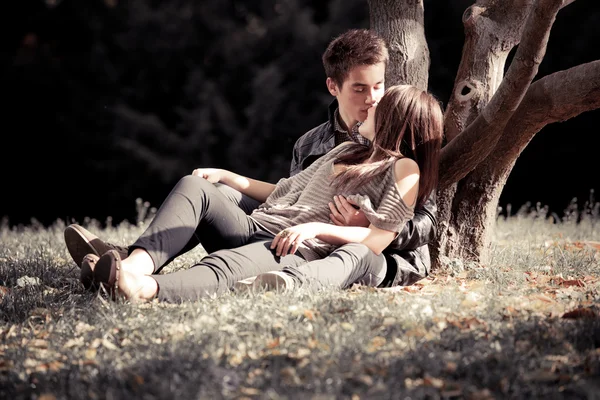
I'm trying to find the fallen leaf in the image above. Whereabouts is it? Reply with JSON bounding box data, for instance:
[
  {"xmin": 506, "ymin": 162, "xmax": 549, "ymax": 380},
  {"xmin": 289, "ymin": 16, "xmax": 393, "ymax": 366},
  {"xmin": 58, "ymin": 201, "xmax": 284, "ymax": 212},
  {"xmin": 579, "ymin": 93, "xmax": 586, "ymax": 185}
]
[
  {"xmin": 423, "ymin": 375, "xmax": 445, "ymax": 389},
  {"xmin": 404, "ymin": 378, "xmax": 423, "ymax": 389},
  {"xmin": 367, "ymin": 336, "xmax": 386, "ymax": 353},
  {"xmin": 36, "ymin": 360, "xmax": 64, "ymax": 372},
  {"xmin": 63, "ymin": 337, "xmax": 84, "ymax": 349},
  {"xmin": 523, "ymin": 369, "xmax": 560, "ymax": 382},
  {"xmin": 353, "ymin": 374, "xmax": 374, "ymax": 386},
  {"xmin": 28, "ymin": 339, "xmax": 49, "ymax": 349},
  {"xmin": 17, "ymin": 276, "xmax": 41, "ymax": 287},
  {"xmin": 562, "ymin": 307, "xmax": 598, "ymax": 319},
  {"xmin": 340, "ymin": 322, "xmax": 354, "ymax": 331},
  {"xmin": 558, "ymin": 279, "xmax": 585, "ymax": 288},
  {"xmin": 102, "ymin": 338, "xmax": 118, "ymax": 350},
  {"xmin": 289, "ymin": 347, "xmax": 311, "ymax": 359},
  {"xmin": 468, "ymin": 388, "xmax": 495, "ymax": 400},
  {"xmin": 445, "ymin": 361, "xmax": 458, "ymax": 373},
  {"xmin": 266, "ymin": 337, "xmax": 280, "ymax": 349},
  {"xmin": 85, "ymin": 348, "xmax": 97, "ymax": 359},
  {"xmin": 303, "ymin": 309, "xmax": 316, "ymax": 321},
  {"xmin": 0, "ymin": 359, "xmax": 13, "ymax": 372},
  {"xmin": 569, "ymin": 241, "xmax": 600, "ymax": 251},
  {"xmin": 240, "ymin": 387, "xmax": 260, "ymax": 396}
]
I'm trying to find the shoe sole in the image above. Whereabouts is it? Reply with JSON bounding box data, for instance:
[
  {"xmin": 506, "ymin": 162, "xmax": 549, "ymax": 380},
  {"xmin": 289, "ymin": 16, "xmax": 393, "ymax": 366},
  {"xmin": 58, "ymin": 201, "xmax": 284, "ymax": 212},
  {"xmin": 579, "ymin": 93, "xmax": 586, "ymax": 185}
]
[
  {"xmin": 80, "ymin": 255, "xmax": 100, "ymax": 292},
  {"xmin": 64, "ymin": 225, "xmax": 101, "ymax": 269},
  {"xmin": 93, "ymin": 250, "xmax": 121, "ymax": 300}
]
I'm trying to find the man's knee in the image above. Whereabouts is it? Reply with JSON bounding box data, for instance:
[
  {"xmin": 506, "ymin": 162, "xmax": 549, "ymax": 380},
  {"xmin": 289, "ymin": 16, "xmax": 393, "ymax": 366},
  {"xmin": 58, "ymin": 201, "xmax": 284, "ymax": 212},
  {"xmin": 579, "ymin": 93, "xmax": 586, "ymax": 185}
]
[
  {"xmin": 335, "ymin": 243, "xmax": 382, "ymax": 266},
  {"xmin": 176, "ymin": 175, "xmax": 219, "ymax": 198}
]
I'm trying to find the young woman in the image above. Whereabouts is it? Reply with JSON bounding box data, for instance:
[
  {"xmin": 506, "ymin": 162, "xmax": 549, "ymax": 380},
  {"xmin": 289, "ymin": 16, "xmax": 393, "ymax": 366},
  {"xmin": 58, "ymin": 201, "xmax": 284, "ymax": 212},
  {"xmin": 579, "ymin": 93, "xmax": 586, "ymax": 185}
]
[{"xmin": 87, "ymin": 85, "xmax": 443, "ymax": 303}]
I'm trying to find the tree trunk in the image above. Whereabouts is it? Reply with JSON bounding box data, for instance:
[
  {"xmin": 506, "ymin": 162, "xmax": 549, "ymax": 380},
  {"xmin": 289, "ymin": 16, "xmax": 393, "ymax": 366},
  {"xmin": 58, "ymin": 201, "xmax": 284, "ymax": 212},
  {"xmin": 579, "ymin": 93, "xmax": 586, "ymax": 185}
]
[
  {"xmin": 434, "ymin": 0, "xmax": 531, "ymax": 268},
  {"xmin": 367, "ymin": 0, "xmax": 429, "ymax": 90},
  {"xmin": 432, "ymin": 0, "xmax": 567, "ymax": 268},
  {"xmin": 367, "ymin": 0, "xmax": 600, "ymax": 269},
  {"xmin": 443, "ymin": 60, "xmax": 600, "ymax": 263}
]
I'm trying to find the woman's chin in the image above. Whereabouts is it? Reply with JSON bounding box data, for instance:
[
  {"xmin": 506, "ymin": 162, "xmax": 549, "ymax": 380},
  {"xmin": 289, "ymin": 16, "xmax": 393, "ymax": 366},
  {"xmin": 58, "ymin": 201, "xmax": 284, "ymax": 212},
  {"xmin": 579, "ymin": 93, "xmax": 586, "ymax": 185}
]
[{"xmin": 358, "ymin": 130, "xmax": 373, "ymax": 141}]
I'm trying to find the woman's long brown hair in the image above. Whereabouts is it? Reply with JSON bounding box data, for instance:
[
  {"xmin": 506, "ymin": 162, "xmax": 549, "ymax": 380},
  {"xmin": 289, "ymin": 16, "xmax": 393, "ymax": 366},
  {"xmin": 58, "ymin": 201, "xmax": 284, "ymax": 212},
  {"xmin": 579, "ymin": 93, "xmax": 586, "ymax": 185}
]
[{"xmin": 331, "ymin": 85, "xmax": 444, "ymax": 209}]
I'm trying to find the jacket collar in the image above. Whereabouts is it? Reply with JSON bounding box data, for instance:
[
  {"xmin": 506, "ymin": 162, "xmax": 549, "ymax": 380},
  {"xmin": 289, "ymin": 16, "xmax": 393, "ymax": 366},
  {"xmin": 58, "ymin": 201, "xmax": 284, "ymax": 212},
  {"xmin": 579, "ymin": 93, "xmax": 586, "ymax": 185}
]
[
  {"xmin": 320, "ymin": 99, "xmax": 338, "ymax": 147},
  {"xmin": 327, "ymin": 98, "xmax": 339, "ymax": 126}
]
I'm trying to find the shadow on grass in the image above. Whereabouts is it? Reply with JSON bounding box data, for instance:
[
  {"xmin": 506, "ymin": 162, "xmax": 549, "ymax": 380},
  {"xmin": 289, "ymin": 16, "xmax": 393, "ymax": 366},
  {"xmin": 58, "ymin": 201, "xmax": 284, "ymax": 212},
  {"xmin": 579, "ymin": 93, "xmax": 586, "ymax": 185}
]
[{"xmin": 1, "ymin": 313, "xmax": 599, "ymax": 400}]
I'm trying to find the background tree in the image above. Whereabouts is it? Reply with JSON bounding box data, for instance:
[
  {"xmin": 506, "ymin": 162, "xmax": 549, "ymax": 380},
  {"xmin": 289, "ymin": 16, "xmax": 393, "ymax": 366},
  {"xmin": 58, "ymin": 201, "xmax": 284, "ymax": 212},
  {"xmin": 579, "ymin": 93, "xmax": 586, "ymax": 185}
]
[
  {"xmin": 368, "ymin": 0, "xmax": 600, "ymax": 267},
  {"xmin": 2, "ymin": 0, "xmax": 598, "ymax": 240}
]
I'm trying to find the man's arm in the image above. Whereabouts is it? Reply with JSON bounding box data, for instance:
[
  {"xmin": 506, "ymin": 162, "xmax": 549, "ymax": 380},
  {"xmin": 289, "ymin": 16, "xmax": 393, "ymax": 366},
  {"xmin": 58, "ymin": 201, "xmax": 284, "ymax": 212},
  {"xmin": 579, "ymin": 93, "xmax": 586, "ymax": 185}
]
[
  {"xmin": 391, "ymin": 191, "xmax": 437, "ymax": 251},
  {"xmin": 329, "ymin": 190, "xmax": 437, "ymax": 250},
  {"xmin": 290, "ymin": 141, "xmax": 302, "ymax": 177}
]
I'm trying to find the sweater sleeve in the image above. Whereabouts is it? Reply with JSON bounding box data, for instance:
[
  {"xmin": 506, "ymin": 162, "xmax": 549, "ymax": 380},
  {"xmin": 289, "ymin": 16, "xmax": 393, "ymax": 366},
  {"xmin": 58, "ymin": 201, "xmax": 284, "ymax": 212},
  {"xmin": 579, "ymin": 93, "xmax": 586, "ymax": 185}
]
[{"xmin": 345, "ymin": 169, "xmax": 415, "ymax": 233}]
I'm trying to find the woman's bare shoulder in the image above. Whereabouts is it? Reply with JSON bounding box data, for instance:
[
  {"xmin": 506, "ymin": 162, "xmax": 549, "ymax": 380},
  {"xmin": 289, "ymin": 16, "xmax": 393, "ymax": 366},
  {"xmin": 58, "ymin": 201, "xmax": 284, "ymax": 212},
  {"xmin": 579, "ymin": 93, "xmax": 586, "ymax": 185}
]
[{"xmin": 393, "ymin": 157, "xmax": 420, "ymax": 181}]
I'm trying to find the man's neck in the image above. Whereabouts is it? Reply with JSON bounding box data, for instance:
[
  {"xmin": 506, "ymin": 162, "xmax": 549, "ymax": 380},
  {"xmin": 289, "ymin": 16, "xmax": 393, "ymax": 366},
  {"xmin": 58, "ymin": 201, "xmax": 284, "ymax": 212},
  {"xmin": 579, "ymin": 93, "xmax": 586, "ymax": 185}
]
[{"xmin": 337, "ymin": 108, "xmax": 357, "ymax": 134}]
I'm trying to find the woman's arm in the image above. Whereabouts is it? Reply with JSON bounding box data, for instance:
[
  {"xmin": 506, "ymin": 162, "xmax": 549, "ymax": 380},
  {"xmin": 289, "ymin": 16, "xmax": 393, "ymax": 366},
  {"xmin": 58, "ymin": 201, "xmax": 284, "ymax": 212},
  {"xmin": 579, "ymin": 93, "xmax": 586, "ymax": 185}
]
[
  {"xmin": 271, "ymin": 222, "xmax": 396, "ymax": 257},
  {"xmin": 192, "ymin": 168, "xmax": 276, "ymax": 203}
]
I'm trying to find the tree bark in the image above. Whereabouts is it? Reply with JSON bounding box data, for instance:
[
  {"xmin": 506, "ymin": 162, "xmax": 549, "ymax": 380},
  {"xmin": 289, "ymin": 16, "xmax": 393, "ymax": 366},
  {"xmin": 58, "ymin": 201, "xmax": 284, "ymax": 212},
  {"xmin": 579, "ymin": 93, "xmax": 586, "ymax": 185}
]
[{"xmin": 367, "ymin": 0, "xmax": 429, "ymax": 90}]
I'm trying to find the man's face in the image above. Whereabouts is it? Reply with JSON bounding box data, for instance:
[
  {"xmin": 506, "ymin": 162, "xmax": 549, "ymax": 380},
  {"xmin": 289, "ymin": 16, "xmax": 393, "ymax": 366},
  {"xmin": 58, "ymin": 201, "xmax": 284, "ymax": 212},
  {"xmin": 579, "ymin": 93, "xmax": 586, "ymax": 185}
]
[{"xmin": 327, "ymin": 62, "xmax": 386, "ymax": 130}]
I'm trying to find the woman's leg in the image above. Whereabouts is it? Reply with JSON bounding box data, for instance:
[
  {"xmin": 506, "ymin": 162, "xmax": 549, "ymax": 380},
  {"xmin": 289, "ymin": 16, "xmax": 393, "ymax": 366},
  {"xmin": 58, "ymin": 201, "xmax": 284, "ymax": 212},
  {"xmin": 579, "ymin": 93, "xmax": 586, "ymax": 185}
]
[
  {"xmin": 120, "ymin": 232, "xmax": 306, "ymax": 303},
  {"xmin": 126, "ymin": 175, "xmax": 261, "ymax": 274},
  {"xmin": 261, "ymin": 243, "xmax": 388, "ymax": 291}
]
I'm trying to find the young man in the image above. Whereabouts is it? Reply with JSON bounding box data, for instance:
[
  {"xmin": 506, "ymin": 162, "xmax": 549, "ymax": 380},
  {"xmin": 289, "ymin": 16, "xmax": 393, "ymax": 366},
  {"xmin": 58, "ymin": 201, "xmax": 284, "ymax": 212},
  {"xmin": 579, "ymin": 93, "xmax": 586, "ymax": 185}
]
[{"xmin": 65, "ymin": 29, "xmax": 437, "ymax": 288}]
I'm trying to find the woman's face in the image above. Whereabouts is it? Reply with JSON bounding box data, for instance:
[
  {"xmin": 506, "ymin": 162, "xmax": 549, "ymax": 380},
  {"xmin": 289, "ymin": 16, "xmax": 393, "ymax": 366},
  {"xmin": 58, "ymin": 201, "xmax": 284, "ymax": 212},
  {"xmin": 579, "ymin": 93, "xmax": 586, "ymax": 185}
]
[{"xmin": 358, "ymin": 105, "xmax": 376, "ymax": 141}]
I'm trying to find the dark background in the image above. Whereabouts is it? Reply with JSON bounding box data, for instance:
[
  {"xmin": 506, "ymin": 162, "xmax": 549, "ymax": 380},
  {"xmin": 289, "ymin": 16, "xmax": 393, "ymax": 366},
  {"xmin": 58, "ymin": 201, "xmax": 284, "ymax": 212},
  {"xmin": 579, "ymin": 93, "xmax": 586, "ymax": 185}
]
[{"xmin": 1, "ymin": 0, "xmax": 598, "ymax": 228}]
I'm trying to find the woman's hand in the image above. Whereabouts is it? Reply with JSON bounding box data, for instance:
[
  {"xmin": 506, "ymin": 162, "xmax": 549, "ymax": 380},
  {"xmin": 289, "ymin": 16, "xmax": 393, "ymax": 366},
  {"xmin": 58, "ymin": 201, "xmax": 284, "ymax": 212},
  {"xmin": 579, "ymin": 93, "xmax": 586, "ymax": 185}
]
[
  {"xmin": 329, "ymin": 195, "xmax": 370, "ymax": 227},
  {"xmin": 271, "ymin": 223, "xmax": 321, "ymax": 257},
  {"xmin": 192, "ymin": 168, "xmax": 225, "ymax": 183}
]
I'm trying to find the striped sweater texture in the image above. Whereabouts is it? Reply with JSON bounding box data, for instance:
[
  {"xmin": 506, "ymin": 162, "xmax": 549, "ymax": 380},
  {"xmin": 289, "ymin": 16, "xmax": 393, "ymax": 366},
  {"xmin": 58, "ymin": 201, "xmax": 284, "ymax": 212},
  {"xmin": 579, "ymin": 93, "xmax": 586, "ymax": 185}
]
[{"xmin": 250, "ymin": 143, "xmax": 415, "ymax": 261}]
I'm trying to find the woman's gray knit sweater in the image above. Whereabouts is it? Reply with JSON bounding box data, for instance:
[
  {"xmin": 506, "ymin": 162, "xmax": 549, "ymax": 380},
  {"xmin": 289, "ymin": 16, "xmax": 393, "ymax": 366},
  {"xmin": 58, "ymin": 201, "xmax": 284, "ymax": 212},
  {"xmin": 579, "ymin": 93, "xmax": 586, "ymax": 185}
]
[{"xmin": 250, "ymin": 143, "xmax": 415, "ymax": 261}]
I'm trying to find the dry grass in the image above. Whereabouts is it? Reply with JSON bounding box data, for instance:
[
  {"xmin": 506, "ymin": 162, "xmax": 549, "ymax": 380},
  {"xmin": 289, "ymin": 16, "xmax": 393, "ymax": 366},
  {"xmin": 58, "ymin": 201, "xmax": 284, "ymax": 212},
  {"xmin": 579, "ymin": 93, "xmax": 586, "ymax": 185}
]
[{"xmin": 0, "ymin": 210, "xmax": 599, "ymax": 399}]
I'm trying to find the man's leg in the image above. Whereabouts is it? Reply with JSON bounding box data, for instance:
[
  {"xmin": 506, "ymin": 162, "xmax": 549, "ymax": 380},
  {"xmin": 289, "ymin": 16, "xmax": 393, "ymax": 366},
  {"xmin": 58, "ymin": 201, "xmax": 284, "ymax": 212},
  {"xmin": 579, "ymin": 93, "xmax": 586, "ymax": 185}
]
[
  {"xmin": 254, "ymin": 243, "xmax": 388, "ymax": 291},
  {"xmin": 214, "ymin": 183, "xmax": 261, "ymax": 215},
  {"xmin": 152, "ymin": 234, "xmax": 306, "ymax": 302}
]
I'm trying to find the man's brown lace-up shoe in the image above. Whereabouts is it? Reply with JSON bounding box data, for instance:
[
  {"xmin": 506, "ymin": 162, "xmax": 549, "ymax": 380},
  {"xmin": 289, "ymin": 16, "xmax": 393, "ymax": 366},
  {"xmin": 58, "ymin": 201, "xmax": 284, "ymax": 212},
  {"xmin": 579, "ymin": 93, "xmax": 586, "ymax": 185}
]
[{"xmin": 64, "ymin": 224, "xmax": 129, "ymax": 268}]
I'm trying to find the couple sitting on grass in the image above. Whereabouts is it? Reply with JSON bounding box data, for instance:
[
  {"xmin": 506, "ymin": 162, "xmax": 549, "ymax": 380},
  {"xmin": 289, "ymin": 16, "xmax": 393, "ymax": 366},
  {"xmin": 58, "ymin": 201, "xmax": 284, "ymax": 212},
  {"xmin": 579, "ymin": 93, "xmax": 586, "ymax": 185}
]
[{"xmin": 63, "ymin": 29, "xmax": 443, "ymax": 303}]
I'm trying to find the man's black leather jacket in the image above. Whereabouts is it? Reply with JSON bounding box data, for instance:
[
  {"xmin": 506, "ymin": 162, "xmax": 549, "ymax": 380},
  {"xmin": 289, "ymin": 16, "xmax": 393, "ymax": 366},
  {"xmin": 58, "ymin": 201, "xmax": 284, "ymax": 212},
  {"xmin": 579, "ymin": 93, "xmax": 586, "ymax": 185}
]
[{"xmin": 289, "ymin": 100, "xmax": 438, "ymax": 286}]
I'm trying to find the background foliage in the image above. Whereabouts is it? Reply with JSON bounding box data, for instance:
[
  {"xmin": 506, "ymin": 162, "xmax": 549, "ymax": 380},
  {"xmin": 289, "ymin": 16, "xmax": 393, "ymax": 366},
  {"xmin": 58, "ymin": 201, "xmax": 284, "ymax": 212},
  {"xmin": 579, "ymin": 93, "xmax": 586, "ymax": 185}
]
[{"xmin": 2, "ymin": 0, "xmax": 599, "ymax": 227}]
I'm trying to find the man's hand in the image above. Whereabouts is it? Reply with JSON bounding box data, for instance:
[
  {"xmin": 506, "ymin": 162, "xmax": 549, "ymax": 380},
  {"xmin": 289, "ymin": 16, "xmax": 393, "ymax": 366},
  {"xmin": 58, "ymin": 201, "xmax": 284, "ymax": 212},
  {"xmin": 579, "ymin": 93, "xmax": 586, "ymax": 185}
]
[
  {"xmin": 271, "ymin": 223, "xmax": 321, "ymax": 257},
  {"xmin": 192, "ymin": 168, "xmax": 224, "ymax": 183},
  {"xmin": 329, "ymin": 195, "xmax": 369, "ymax": 227}
]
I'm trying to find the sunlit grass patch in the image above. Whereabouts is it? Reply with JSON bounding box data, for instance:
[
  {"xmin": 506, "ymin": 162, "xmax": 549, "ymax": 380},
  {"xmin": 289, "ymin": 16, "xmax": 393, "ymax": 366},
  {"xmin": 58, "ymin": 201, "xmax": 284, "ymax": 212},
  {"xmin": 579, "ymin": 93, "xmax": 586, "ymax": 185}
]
[{"xmin": 0, "ymin": 206, "xmax": 598, "ymax": 399}]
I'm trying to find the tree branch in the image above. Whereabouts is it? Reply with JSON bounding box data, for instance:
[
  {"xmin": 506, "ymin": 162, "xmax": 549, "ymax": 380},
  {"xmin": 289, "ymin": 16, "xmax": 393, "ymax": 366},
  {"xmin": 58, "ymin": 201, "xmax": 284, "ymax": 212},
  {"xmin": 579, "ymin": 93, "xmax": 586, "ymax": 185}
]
[
  {"xmin": 484, "ymin": 60, "xmax": 600, "ymax": 175},
  {"xmin": 443, "ymin": 0, "xmax": 577, "ymax": 142},
  {"xmin": 438, "ymin": 0, "xmax": 564, "ymax": 190}
]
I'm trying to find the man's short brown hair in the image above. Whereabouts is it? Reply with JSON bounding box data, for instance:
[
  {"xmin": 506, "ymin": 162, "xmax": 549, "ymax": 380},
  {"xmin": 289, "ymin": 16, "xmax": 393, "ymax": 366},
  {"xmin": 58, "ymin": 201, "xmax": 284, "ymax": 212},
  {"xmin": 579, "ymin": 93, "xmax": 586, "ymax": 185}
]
[{"xmin": 322, "ymin": 29, "xmax": 389, "ymax": 88}]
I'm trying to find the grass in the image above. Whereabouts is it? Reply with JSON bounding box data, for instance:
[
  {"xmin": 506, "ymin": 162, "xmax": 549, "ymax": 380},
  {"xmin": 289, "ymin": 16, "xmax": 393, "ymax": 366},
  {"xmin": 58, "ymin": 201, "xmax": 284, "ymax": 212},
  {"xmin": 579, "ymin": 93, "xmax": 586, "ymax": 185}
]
[{"xmin": 0, "ymin": 208, "xmax": 599, "ymax": 400}]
